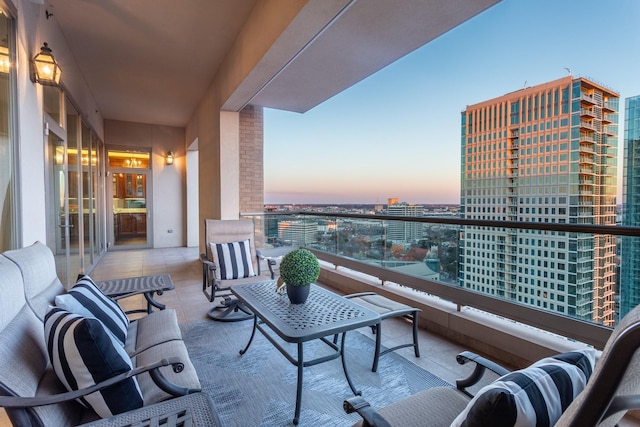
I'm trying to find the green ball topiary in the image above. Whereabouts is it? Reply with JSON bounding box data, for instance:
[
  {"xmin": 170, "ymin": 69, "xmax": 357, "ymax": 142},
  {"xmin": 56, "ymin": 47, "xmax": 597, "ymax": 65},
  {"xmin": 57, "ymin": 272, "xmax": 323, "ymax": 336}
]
[{"xmin": 279, "ymin": 248, "xmax": 320, "ymax": 287}]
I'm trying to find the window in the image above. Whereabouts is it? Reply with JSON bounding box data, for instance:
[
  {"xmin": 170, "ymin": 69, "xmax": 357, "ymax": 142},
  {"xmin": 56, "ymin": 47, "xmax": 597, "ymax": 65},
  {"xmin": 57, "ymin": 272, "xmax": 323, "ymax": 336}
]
[{"xmin": 0, "ymin": 11, "xmax": 17, "ymax": 251}]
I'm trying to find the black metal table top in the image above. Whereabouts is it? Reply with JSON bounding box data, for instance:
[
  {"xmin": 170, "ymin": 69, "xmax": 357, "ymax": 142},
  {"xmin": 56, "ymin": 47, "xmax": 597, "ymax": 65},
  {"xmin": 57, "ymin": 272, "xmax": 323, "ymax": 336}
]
[
  {"xmin": 232, "ymin": 281, "xmax": 380, "ymax": 342},
  {"xmin": 95, "ymin": 274, "xmax": 175, "ymax": 297},
  {"xmin": 78, "ymin": 392, "xmax": 221, "ymax": 427}
]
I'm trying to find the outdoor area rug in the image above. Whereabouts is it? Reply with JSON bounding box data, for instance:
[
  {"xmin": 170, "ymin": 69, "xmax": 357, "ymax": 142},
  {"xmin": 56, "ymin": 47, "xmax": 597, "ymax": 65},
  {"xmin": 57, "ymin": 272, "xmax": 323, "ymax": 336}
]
[{"xmin": 181, "ymin": 319, "xmax": 453, "ymax": 427}]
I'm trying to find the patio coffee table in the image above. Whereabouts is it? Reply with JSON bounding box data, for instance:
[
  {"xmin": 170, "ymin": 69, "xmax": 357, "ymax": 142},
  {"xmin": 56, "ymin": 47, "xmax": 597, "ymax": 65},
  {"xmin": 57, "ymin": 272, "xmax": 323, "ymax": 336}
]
[
  {"xmin": 95, "ymin": 274, "xmax": 175, "ymax": 314},
  {"xmin": 232, "ymin": 281, "xmax": 380, "ymax": 425}
]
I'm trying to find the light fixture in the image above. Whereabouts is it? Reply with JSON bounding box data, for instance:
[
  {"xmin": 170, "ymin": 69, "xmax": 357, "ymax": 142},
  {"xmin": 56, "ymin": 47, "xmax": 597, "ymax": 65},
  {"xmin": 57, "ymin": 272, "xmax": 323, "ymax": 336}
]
[
  {"xmin": 125, "ymin": 158, "xmax": 140, "ymax": 168},
  {"xmin": 166, "ymin": 151, "xmax": 174, "ymax": 165},
  {"xmin": 31, "ymin": 42, "xmax": 61, "ymax": 86},
  {"xmin": 0, "ymin": 46, "xmax": 10, "ymax": 74}
]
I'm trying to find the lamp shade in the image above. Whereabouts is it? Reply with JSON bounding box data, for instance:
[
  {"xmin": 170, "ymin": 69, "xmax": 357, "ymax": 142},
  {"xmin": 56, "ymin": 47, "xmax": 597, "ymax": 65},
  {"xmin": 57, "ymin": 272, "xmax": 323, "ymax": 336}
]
[
  {"xmin": 166, "ymin": 151, "xmax": 174, "ymax": 165},
  {"xmin": 31, "ymin": 43, "xmax": 61, "ymax": 86}
]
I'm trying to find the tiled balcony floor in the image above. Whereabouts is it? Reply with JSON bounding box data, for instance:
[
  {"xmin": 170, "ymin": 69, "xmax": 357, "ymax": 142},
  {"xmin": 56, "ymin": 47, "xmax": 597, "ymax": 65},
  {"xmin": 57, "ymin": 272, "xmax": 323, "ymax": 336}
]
[{"xmin": 88, "ymin": 246, "xmax": 477, "ymax": 388}]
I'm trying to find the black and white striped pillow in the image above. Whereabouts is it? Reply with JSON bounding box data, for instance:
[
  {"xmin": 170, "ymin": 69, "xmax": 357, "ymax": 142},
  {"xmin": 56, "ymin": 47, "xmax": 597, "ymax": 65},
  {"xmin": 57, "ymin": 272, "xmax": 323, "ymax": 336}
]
[
  {"xmin": 54, "ymin": 275, "xmax": 129, "ymax": 346},
  {"xmin": 44, "ymin": 307, "xmax": 143, "ymax": 418},
  {"xmin": 451, "ymin": 348, "xmax": 598, "ymax": 427},
  {"xmin": 210, "ymin": 240, "xmax": 256, "ymax": 280}
]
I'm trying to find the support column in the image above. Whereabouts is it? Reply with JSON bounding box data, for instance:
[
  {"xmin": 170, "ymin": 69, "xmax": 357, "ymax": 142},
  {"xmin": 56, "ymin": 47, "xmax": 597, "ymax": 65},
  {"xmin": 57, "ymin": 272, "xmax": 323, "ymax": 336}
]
[{"xmin": 220, "ymin": 111, "xmax": 240, "ymax": 220}]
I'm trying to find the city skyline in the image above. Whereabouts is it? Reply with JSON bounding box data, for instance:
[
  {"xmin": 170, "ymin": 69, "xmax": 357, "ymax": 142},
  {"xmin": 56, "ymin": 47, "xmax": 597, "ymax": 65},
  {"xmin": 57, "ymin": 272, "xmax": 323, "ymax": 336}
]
[{"xmin": 264, "ymin": 0, "xmax": 640, "ymax": 205}]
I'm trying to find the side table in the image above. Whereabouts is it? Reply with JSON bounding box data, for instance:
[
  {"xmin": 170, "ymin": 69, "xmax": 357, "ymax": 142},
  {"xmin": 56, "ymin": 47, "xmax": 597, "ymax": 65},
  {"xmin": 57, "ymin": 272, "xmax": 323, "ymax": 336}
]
[
  {"xmin": 78, "ymin": 392, "xmax": 221, "ymax": 427},
  {"xmin": 95, "ymin": 274, "xmax": 175, "ymax": 314}
]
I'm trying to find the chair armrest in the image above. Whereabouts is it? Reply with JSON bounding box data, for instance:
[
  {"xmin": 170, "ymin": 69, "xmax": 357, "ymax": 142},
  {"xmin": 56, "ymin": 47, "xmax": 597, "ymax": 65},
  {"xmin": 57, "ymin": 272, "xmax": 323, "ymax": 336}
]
[
  {"xmin": 604, "ymin": 394, "xmax": 640, "ymax": 419},
  {"xmin": 256, "ymin": 250, "xmax": 278, "ymax": 279},
  {"xmin": 199, "ymin": 253, "xmax": 217, "ymax": 271},
  {"xmin": 455, "ymin": 350, "xmax": 510, "ymax": 394},
  {"xmin": 0, "ymin": 358, "xmax": 188, "ymax": 408},
  {"xmin": 343, "ymin": 396, "xmax": 392, "ymax": 427},
  {"xmin": 200, "ymin": 253, "xmax": 218, "ymax": 287},
  {"xmin": 343, "ymin": 292, "xmax": 377, "ymax": 299}
]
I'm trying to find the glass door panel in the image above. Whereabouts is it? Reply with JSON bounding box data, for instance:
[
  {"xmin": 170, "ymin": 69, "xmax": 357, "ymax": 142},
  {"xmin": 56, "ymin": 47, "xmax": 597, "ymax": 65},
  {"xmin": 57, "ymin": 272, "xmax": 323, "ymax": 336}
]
[
  {"xmin": 113, "ymin": 172, "xmax": 148, "ymax": 246},
  {"xmin": 47, "ymin": 126, "xmax": 71, "ymax": 287},
  {"xmin": 92, "ymin": 135, "xmax": 104, "ymax": 260},
  {"xmin": 81, "ymin": 121, "xmax": 93, "ymax": 264},
  {"xmin": 108, "ymin": 149, "xmax": 151, "ymax": 249},
  {"xmin": 65, "ymin": 107, "xmax": 82, "ymax": 277}
]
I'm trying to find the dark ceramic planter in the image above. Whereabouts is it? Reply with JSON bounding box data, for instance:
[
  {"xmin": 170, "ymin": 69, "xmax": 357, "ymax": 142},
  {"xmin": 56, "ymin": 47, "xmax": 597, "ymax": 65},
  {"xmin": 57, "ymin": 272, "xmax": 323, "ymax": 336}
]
[{"xmin": 286, "ymin": 283, "xmax": 311, "ymax": 304}]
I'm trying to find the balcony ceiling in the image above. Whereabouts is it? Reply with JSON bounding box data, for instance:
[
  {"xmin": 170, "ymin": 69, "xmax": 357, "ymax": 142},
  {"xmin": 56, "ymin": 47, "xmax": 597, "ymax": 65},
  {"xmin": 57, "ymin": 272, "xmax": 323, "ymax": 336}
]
[{"xmin": 46, "ymin": 0, "xmax": 499, "ymax": 127}]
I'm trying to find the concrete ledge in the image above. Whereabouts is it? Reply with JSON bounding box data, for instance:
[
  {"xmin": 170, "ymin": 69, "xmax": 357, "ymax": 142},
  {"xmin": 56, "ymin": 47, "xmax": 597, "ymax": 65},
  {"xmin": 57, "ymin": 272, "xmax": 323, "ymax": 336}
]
[{"xmin": 318, "ymin": 263, "xmax": 590, "ymax": 369}]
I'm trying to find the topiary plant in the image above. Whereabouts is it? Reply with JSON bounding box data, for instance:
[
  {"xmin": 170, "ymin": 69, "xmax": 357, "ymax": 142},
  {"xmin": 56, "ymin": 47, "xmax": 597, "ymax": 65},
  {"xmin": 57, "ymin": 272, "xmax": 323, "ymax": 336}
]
[{"xmin": 279, "ymin": 248, "xmax": 320, "ymax": 286}]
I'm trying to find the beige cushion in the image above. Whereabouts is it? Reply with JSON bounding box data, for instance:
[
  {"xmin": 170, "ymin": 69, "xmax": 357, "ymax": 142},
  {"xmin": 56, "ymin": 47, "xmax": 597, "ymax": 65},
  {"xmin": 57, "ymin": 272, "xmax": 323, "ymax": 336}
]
[
  {"xmin": 354, "ymin": 387, "xmax": 470, "ymax": 427},
  {"xmin": 126, "ymin": 309, "xmax": 182, "ymax": 357},
  {"xmin": 132, "ymin": 339, "xmax": 201, "ymax": 405}
]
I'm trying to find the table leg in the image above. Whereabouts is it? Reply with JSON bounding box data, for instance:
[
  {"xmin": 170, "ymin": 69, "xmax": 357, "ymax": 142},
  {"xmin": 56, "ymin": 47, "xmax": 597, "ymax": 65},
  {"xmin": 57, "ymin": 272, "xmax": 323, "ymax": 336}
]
[
  {"xmin": 239, "ymin": 315, "xmax": 258, "ymax": 355},
  {"xmin": 340, "ymin": 332, "xmax": 362, "ymax": 396},
  {"xmin": 293, "ymin": 342, "xmax": 303, "ymax": 425}
]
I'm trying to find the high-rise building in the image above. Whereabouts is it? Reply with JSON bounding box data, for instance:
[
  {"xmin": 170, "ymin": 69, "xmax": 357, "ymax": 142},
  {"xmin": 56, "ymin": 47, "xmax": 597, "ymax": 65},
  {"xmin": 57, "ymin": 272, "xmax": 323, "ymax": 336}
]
[
  {"xmin": 620, "ymin": 95, "xmax": 640, "ymax": 317},
  {"xmin": 460, "ymin": 76, "xmax": 619, "ymax": 326},
  {"xmin": 387, "ymin": 201, "xmax": 423, "ymax": 243},
  {"xmin": 278, "ymin": 220, "xmax": 318, "ymax": 247}
]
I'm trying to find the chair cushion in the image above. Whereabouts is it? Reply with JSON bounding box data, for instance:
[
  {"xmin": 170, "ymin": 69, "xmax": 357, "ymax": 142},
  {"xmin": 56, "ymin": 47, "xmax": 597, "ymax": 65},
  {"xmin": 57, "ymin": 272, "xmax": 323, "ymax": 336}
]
[
  {"xmin": 125, "ymin": 308, "xmax": 182, "ymax": 357},
  {"xmin": 209, "ymin": 240, "xmax": 256, "ymax": 280},
  {"xmin": 55, "ymin": 275, "xmax": 129, "ymax": 346},
  {"xmin": 451, "ymin": 348, "xmax": 598, "ymax": 427},
  {"xmin": 44, "ymin": 307, "xmax": 143, "ymax": 418}
]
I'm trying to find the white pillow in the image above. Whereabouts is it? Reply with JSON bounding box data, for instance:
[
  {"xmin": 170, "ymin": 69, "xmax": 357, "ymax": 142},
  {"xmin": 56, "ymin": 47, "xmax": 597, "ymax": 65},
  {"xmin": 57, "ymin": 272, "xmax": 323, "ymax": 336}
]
[
  {"xmin": 451, "ymin": 348, "xmax": 598, "ymax": 427},
  {"xmin": 209, "ymin": 240, "xmax": 256, "ymax": 280},
  {"xmin": 55, "ymin": 275, "xmax": 129, "ymax": 346}
]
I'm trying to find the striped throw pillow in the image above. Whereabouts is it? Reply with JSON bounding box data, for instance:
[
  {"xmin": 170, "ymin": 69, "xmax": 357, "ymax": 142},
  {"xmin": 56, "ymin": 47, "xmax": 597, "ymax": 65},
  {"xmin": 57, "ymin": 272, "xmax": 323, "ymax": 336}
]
[
  {"xmin": 44, "ymin": 307, "xmax": 143, "ymax": 418},
  {"xmin": 451, "ymin": 348, "xmax": 598, "ymax": 427},
  {"xmin": 210, "ymin": 240, "xmax": 256, "ymax": 280},
  {"xmin": 55, "ymin": 275, "xmax": 129, "ymax": 346}
]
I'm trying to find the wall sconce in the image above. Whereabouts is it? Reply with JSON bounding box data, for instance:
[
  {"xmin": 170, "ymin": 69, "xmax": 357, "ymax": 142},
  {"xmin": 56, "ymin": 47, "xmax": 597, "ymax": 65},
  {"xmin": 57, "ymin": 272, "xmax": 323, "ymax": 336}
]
[
  {"xmin": 166, "ymin": 151, "xmax": 174, "ymax": 165},
  {"xmin": 31, "ymin": 42, "xmax": 61, "ymax": 86}
]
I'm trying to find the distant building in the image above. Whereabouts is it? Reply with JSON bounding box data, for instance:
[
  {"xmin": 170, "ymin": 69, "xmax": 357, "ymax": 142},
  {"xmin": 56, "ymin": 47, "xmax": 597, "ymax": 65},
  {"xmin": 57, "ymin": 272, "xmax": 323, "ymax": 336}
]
[
  {"xmin": 278, "ymin": 220, "xmax": 318, "ymax": 246},
  {"xmin": 620, "ymin": 95, "xmax": 640, "ymax": 317},
  {"xmin": 386, "ymin": 201, "xmax": 423, "ymax": 243},
  {"xmin": 386, "ymin": 260, "xmax": 439, "ymax": 281},
  {"xmin": 460, "ymin": 76, "xmax": 619, "ymax": 326}
]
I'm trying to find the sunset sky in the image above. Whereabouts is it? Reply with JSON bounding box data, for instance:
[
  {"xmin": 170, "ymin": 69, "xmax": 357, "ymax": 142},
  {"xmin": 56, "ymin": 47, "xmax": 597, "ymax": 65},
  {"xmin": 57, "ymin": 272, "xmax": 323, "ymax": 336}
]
[{"xmin": 264, "ymin": 0, "xmax": 640, "ymax": 205}]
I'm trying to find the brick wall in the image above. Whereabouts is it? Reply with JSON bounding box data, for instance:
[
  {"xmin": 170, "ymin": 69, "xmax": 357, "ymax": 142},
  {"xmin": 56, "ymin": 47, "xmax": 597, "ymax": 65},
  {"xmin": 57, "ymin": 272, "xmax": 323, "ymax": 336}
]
[
  {"xmin": 239, "ymin": 105, "xmax": 264, "ymax": 213},
  {"xmin": 239, "ymin": 105, "xmax": 265, "ymax": 247}
]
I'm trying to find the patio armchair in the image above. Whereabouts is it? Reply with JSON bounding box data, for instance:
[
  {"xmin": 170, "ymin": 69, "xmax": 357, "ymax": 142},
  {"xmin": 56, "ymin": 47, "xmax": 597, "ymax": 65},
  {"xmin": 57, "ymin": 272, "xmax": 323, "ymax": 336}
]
[
  {"xmin": 345, "ymin": 302, "xmax": 640, "ymax": 427},
  {"xmin": 200, "ymin": 218, "xmax": 277, "ymax": 321}
]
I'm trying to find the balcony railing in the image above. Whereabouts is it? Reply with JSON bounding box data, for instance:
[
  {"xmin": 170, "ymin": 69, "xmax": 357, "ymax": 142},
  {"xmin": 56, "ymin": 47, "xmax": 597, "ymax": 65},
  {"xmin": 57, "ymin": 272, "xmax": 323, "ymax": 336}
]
[{"xmin": 243, "ymin": 211, "xmax": 640, "ymax": 349}]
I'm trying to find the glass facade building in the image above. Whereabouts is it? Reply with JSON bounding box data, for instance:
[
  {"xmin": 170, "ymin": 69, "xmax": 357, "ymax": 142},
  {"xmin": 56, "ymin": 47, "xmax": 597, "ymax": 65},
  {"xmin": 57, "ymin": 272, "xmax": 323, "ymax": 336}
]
[
  {"xmin": 621, "ymin": 95, "xmax": 640, "ymax": 317},
  {"xmin": 460, "ymin": 76, "xmax": 619, "ymax": 326}
]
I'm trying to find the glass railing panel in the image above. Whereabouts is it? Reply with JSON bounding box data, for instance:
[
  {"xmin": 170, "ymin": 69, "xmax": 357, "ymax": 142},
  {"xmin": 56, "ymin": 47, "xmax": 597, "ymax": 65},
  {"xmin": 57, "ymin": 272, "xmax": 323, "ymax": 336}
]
[{"xmin": 243, "ymin": 211, "xmax": 640, "ymax": 346}]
